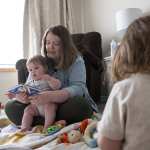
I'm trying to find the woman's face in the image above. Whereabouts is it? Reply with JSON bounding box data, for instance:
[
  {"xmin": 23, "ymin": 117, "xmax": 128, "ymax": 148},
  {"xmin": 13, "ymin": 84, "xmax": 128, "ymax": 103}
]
[{"xmin": 45, "ymin": 32, "xmax": 63, "ymax": 62}]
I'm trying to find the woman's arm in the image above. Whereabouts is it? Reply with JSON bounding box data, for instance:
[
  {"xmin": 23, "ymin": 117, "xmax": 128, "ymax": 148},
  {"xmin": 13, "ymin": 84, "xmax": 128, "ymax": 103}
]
[
  {"xmin": 97, "ymin": 135, "xmax": 122, "ymax": 150},
  {"xmin": 6, "ymin": 91, "xmax": 29, "ymax": 104},
  {"xmin": 29, "ymin": 55, "xmax": 86, "ymax": 105},
  {"xmin": 63, "ymin": 55, "xmax": 86, "ymax": 97},
  {"xmin": 29, "ymin": 89, "xmax": 70, "ymax": 105}
]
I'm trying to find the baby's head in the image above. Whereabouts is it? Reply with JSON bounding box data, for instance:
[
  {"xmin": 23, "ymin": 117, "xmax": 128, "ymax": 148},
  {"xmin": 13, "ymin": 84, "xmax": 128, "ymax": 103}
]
[
  {"xmin": 112, "ymin": 15, "xmax": 150, "ymax": 81},
  {"xmin": 26, "ymin": 55, "xmax": 48, "ymax": 80}
]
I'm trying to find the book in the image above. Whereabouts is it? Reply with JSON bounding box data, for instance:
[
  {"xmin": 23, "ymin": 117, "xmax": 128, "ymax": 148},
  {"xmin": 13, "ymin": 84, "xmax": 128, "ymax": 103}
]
[{"xmin": 8, "ymin": 84, "xmax": 41, "ymax": 96}]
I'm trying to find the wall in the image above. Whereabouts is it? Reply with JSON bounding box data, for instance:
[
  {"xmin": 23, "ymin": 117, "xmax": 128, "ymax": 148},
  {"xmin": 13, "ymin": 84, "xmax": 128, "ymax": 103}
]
[
  {"xmin": 83, "ymin": 0, "xmax": 150, "ymax": 57},
  {"xmin": 0, "ymin": 71, "xmax": 17, "ymax": 104}
]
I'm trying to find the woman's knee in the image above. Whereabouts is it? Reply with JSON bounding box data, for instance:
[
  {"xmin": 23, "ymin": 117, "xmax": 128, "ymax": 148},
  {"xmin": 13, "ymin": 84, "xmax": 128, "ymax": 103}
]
[
  {"xmin": 56, "ymin": 96, "xmax": 93, "ymax": 124},
  {"xmin": 5, "ymin": 100, "xmax": 28, "ymax": 125}
]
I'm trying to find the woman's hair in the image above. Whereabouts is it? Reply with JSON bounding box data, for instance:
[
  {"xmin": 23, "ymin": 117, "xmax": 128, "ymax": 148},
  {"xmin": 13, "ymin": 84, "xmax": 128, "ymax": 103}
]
[
  {"xmin": 26, "ymin": 55, "xmax": 48, "ymax": 73},
  {"xmin": 41, "ymin": 25, "xmax": 78, "ymax": 70},
  {"xmin": 112, "ymin": 15, "xmax": 150, "ymax": 82}
]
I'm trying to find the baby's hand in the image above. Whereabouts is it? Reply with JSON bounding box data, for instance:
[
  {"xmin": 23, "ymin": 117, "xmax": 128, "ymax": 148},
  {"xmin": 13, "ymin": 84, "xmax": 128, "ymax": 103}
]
[
  {"xmin": 41, "ymin": 74, "xmax": 61, "ymax": 90},
  {"xmin": 41, "ymin": 74, "xmax": 52, "ymax": 81},
  {"xmin": 15, "ymin": 92, "xmax": 30, "ymax": 104}
]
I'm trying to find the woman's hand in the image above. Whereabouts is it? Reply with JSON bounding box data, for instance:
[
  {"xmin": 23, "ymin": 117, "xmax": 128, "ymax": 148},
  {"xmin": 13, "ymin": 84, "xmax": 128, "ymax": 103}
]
[
  {"xmin": 29, "ymin": 89, "xmax": 70, "ymax": 105},
  {"xmin": 29, "ymin": 91, "xmax": 51, "ymax": 105},
  {"xmin": 15, "ymin": 92, "xmax": 29, "ymax": 104}
]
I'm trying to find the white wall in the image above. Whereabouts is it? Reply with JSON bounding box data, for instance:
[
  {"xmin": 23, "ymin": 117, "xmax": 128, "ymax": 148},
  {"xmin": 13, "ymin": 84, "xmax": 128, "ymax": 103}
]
[
  {"xmin": 83, "ymin": 0, "xmax": 150, "ymax": 57},
  {"xmin": 0, "ymin": 71, "xmax": 17, "ymax": 104}
]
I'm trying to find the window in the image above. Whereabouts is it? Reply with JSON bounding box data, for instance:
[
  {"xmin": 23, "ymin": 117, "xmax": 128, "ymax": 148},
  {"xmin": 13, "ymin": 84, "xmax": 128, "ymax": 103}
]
[{"xmin": 0, "ymin": 0, "xmax": 25, "ymax": 68}]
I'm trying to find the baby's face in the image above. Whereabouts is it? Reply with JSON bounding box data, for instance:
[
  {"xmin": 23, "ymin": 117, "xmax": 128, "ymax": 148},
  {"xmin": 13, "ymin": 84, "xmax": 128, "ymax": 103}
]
[{"xmin": 27, "ymin": 62, "xmax": 45, "ymax": 81}]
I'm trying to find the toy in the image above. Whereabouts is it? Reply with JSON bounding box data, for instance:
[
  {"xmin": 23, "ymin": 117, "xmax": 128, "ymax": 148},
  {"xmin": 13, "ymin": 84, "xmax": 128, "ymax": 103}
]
[
  {"xmin": 57, "ymin": 119, "xmax": 91, "ymax": 144},
  {"xmin": 57, "ymin": 129, "xmax": 82, "ymax": 144},
  {"xmin": 8, "ymin": 84, "xmax": 41, "ymax": 96},
  {"xmin": 46, "ymin": 120, "xmax": 66, "ymax": 135},
  {"xmin": 46, "ymin": 124, "xmax": 63, "ymax": 135},
  {"xmin": 68, "ymin": 130, "xmax": 82, "ymax": 143},
  {"xmin": 83, "ymin": 121, "xmax": 98, "ymax": 148},
  {"xmin": 79, "ymin": 118, "xmax": 92, "ymax": 134}
]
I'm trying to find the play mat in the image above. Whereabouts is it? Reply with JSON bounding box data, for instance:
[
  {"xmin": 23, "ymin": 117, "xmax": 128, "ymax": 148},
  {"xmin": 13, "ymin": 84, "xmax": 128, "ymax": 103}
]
[{"xmin": 0, "ymin": 111, "xmax": 101, "ymax": 150}]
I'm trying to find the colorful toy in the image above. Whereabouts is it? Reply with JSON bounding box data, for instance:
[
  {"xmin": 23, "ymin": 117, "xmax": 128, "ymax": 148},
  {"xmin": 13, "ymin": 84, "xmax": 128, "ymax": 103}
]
[
  {"xmin": 47, "ymin": 124, "xmax": 63, "ymax": 135},
  {"xmin": 83, "ymin": 121, "xmax": 98, "ymax": 148},
  {"xmin": 68, "ymin": 130, "xmax": 82, "ymax": 144},
  {"xmin": 46, "ymin": 120, "xmax": 66, "ymax": 136},
  {"xmin": 79, "ymin": 119, "xmax": 91, "ymax": 134},
  {"xmin": 57, "ymin": 130, "xmax": 82, "ymax": 144}
]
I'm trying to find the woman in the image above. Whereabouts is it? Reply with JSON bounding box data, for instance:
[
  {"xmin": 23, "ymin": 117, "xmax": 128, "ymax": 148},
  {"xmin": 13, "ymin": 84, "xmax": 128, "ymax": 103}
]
[{"xmin": 5, "ymin": 25, "xmax": 98, "ymax": 126}]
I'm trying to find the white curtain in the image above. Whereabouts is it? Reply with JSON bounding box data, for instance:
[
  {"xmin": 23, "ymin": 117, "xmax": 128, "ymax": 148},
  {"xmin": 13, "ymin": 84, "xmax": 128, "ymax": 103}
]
[{"xmin": 23, "ymin": 0, "xmax": 85, "ymax": 58}]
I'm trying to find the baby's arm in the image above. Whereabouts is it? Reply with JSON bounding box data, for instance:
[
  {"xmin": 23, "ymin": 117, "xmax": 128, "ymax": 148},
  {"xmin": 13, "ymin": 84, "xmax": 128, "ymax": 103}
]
[{"xmin": 42, "ymin": 74, "xmax": 61, "ymax": 90}]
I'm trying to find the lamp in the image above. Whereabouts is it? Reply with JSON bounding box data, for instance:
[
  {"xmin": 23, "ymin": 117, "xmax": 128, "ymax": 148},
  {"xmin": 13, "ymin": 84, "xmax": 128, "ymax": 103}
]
[
  {"xmin": 110, "ymin": 8, "xmax": 142, "ymax": 58},
  {"xmin": 115, "ymin": 8, "xmax": 143, "ymax": 39}
]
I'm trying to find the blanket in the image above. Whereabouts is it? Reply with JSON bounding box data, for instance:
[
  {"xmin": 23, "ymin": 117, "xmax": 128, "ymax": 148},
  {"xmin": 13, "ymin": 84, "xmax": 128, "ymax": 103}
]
[{"xmin": 0, "ymin": 112, "xmax": 100, "ymax": 150}]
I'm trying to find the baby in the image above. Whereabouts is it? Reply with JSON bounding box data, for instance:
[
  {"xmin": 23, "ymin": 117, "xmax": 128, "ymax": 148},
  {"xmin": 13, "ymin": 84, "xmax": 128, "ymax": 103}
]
[{"xmin": 7, "ymin": 55, "xmax": 61, "ymax": 131}]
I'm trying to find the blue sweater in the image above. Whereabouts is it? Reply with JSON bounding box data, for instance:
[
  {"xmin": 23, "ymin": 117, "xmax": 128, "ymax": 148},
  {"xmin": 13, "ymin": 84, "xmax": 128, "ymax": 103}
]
[{"xmin": 53, "ymin": 55, "xmax": 98, "ymax": 112}]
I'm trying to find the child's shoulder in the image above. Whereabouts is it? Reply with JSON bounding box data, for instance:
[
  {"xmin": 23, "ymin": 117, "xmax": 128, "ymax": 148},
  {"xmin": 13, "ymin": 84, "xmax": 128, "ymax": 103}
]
[{"xmin": 115, "ymin": 73, "xmax": 150, "ymax": 91}]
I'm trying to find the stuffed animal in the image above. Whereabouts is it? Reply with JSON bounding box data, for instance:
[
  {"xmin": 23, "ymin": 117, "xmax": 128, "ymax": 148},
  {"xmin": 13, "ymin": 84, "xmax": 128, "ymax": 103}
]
[
  {"xmin": 83, "ymin": 121, "xmax": 98, "ymax": 148},
  {"xmin": 57, "ymin": 129, "xmax": 82, "ymax": 144},
  {"xmin": 68, "ymin": 130, "xmax": 82, "ymax": 143}
]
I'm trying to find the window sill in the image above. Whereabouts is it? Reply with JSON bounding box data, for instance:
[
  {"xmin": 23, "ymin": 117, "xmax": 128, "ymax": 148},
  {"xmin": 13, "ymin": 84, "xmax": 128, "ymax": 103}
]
[{"xmin": 0, "ymin": 68, "xmax": 16, "ymax": 72}]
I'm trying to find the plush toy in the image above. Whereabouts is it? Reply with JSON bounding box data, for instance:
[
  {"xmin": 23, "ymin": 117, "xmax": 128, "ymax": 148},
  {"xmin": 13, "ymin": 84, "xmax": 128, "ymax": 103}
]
[
  {"xmin": 79, "ymin": 118, "xmax": 92, "ymax": 134},
  {"xmin": 83, "ymin": 121, "xmax": 98, "ymax": 148},
  {"xmin": 68, "ymin": 130, "xmax": 82, "ymax": 144},
  {"xmin": 57, "ymin": 129, "xmax": 82, "ymax": 144}
]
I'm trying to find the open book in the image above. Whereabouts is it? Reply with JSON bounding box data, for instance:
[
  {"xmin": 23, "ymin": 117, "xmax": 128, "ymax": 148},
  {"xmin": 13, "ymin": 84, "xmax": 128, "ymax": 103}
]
[{"xmin": 8, "ymin": 84, "xmax": 41, "ymax": 96}]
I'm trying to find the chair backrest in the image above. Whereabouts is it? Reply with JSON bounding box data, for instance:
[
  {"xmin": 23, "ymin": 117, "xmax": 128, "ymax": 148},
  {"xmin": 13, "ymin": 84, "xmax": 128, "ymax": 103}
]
[
  {"xmin": 72, "ymin": 32, "xmax": 104, "ymax": 103},
  {"xmin": 16, "ymin": 32, "xmax": 104, "ymax": 103}
]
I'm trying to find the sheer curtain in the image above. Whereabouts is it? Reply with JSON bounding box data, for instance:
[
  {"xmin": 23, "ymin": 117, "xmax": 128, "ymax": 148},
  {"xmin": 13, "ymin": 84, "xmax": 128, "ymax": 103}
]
[{"xmin": 23, "ymin": 0, "xmax": 85, "ymax": 58}]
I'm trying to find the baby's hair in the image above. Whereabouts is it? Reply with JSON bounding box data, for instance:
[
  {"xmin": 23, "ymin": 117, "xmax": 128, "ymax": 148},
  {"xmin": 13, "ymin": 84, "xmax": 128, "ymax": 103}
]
[
  {"xmin": 26, "ymin": 55, "xmax": 48, "ymax": 73},
  {"xmin": 112, "ymin": 15, "xmax": 150, "ymax": 82}
]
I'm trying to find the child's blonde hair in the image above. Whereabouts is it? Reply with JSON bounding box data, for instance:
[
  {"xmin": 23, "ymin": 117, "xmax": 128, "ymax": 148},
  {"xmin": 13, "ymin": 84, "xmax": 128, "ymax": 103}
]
[
  {"xmin": 26, "ymin": 55, "xmax": 48, "ymax": 73},
  {"xmin": 112, "ymin": 15, "xmax": 150, "ymax": 82}
]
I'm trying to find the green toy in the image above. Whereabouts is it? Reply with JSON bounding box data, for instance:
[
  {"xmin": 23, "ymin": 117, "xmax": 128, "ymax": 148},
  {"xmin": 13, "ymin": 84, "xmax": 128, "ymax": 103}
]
[{"xmin": 46, "ymin": 124, "xmax": 63, "ymax": 135}]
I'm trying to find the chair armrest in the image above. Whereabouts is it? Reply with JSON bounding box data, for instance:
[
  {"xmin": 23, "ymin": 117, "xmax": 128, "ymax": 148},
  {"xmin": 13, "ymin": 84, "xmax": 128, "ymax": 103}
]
[{"xmin": 16, "ymin": 59, "xmax": 28, "ymax": 84}]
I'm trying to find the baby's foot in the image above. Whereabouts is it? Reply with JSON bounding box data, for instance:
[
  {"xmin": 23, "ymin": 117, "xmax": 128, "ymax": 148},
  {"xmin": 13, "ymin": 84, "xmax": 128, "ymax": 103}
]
[
  {"xmin": 31, "ymin": 125, "xmax": 44, "ymax": 133},
  {"xmin": 55, "ymin": 120, "xmax": 66, "ymax": 126},
  {"xmin": 19, "ymin": 127, "xmax": 31, "ymax": 133}
]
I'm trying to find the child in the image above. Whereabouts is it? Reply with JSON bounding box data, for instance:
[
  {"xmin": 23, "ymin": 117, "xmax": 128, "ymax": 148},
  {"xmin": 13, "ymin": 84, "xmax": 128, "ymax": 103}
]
[
  {"xmin": 97, "ymin": 16, "xmax": 150, "ymax": 150},
  {"xmin": 7, "ymin": 55, "xmax": 61, "ymax": 131}
]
